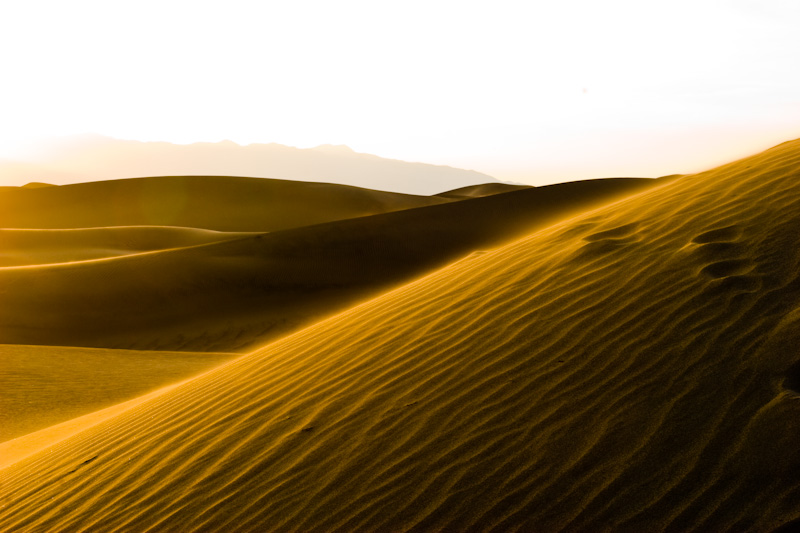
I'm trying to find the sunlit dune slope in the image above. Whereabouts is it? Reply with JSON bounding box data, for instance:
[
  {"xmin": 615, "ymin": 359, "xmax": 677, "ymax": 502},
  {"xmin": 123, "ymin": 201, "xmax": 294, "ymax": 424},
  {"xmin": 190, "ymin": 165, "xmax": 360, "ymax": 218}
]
[
  {"xmin": 0, "ymin": 226, "xmax": 255, "ymax": 266},
  {"xmin": 0, "ymin": 381, "xmax": 194, "ymax": 471},
  {"xmin": 0, "ymin": 344, "xmax": 236, "ymax": 443},
  {"xmin": 0, "ymin": 175, "xmax": 448, "ymax": 231},
  {"xmin": 2, "ymin": 141, "xmax": 800, "ymax": 532},
  {"xmin": 0, "ymin": 177, "xmax": 655, "ymax": 352}
]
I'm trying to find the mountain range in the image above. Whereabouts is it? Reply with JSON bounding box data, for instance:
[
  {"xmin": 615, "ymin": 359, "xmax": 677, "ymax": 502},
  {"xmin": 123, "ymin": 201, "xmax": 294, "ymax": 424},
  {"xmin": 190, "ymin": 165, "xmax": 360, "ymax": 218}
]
[{"xmin": 0, "ymin": 135, "xmax": 500, "ymax": 195}]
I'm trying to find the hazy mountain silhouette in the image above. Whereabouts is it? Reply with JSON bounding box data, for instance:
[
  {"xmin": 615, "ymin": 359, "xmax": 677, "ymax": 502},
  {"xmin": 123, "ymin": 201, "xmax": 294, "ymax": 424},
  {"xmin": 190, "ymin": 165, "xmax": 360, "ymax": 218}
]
[{"xmin": 1, "ymin": 135, "xmax": 500, "ymax": 195}]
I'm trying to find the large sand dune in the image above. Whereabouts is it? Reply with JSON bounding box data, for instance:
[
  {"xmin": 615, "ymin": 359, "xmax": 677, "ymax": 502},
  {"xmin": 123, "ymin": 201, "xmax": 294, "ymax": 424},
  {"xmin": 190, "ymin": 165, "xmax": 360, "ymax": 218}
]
[
  {"xmin": 0, "ymin": 177, "xmax": 654, "ymax": 352},
  {"xmin": 0, "ymin": 175, "xmax": 448, "ymax": 231},
  {"xmin": 1, "ymin": 141, "xmax": 799, "ymax": 531},
  {"xmin": 0, "ymin": 226, "xmax": 255, "ymax": 267}
]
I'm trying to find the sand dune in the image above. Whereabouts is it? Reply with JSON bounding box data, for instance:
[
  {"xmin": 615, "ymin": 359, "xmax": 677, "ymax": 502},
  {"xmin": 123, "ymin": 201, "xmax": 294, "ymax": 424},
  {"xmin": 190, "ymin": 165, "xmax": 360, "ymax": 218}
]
[
  {"xmin": 0, "ymin": 344, "xmax": 235, "ymax": 442},
  {"xmin": 1, "ymin": 141, "xmax": 799, "ymax": 531},
  {"xmin": 435, "ymin": 182, "xmax": 532, "ymax": 199},
  {"xmin": 0, "ymin": 226, "xmax": 255, "ymax": 266},
  {"xmin": 0, "ymin": 382, "xmax": 186, "ymax": 471},
  {"xmin": 0, "ymin": 177, "xmax": 655, "ymax": 352},
  {"xmin": 20, "ymin": 182, "xmax": 56, "ymax": 189},
  {"xmin": 0, "ymin": 175, "xmax": 448, "ymax": 231}
]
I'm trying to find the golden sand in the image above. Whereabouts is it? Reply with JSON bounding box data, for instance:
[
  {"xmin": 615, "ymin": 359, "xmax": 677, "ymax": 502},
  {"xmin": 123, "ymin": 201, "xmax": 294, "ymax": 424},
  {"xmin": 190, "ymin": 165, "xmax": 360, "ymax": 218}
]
[
  {"xmin": 2, "ymin": 142, "xmax": 800, "ymax": 531},
  {"xmin": 0, "ymin": 344, "xmax": 236, "ymax": 442},
  {"xmin": 0, "ymin": 177, "xmax": 652, "ymax": 352}
]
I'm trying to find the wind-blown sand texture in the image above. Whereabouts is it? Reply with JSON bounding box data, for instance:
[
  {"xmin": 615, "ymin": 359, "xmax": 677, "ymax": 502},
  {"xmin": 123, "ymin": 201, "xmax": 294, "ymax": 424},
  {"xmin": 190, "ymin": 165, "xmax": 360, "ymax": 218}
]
[
  {"xmin": 1, "ymin": 141, "xmax": 799, "ymax": 531},
  {"xmin": 0, "ymin": 178, "xmax": 654, "ymax": 352}
]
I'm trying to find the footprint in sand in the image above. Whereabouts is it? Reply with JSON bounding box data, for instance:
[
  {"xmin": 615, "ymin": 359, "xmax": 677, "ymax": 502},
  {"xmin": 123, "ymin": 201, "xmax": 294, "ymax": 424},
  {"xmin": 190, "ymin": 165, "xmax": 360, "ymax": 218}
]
[
  {"xmin": 573, "ymin": 222, "xmax": 641, "ymax": 259},
  {"xmin": 689, "ymin": 225, "xmax": 762, "ymax": 293}
]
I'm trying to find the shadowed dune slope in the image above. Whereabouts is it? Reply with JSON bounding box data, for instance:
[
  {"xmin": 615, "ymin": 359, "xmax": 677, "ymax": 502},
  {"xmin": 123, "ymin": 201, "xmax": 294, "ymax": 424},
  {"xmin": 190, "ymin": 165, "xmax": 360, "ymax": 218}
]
[
  {"xmin": 0, "ymin": 175, "xmax": 448, "ymax": 231},
  {"xmin": 0, "ymin": 177, "xmax": 655, "ymax": 352},
  {"xmin": 0, "ymin": 345, "xmax": 236, "ymax": 442},
  {"xmin": 0, "ymin": 226, "xmax": 255, "ymax": 266},
  {"xmin": 2, "ymin": 141, "xmax": 800, "ymax": 531}
]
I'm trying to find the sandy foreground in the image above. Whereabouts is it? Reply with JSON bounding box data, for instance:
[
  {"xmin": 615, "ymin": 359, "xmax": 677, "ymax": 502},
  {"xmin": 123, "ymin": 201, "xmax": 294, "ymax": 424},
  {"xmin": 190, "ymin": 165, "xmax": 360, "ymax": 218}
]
[
  {"xmin": 1, "ymin": 141, "xmax": 800, "ymax": 531},
  {"xmin": 0, "ymin": 345, "xmax": 237, "ymax": 443}
]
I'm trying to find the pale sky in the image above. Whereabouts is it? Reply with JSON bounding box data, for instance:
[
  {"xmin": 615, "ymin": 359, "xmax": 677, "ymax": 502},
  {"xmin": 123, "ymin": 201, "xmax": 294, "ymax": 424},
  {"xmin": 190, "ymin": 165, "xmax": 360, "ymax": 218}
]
[{"xmin": 1, "ymin": 0, "xmax": 799, "ymax": 185}]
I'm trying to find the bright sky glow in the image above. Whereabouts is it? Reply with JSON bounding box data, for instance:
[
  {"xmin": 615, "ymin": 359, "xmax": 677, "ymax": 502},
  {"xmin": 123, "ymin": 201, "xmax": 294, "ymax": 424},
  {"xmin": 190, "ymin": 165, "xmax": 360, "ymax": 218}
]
[{"xmin": 1, "ymin": 0, "xmax": 799, "ymax": 184}]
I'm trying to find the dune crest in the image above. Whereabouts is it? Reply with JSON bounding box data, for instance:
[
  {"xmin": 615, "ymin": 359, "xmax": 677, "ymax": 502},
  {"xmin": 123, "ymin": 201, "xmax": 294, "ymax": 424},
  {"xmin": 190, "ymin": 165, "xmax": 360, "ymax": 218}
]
[{"xmin": 1, "ymin": 140, "xmax": 799, "ymax": 530}]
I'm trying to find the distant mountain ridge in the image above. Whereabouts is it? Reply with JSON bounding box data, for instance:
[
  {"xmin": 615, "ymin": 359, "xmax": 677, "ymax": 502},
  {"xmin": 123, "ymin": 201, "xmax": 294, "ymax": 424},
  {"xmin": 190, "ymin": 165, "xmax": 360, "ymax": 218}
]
[{"xmin": 0, "ymin": 135, "xmax": 500, "ymax": 195}]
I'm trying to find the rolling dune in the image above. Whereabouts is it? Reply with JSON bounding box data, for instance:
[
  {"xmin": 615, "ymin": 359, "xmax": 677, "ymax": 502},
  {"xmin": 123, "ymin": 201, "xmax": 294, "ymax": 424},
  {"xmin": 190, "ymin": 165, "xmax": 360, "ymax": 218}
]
[
  {"xmin": 0, "ymin": 177, "xmax": 655, "ymax": 352},
  {"xmin": 0, "ymin": 226, "xmax": 255, "ymax": 267},
  {"xmin": 1, "ymin": 141, "xmax": 799, "ymax": 531},
  {"xmin": 435, "ymin": 182, "xmax": 533, "ymax": 199},
  {"xmin": 0, "ymin": 175, "xmax": 448, "ymax": 231}
]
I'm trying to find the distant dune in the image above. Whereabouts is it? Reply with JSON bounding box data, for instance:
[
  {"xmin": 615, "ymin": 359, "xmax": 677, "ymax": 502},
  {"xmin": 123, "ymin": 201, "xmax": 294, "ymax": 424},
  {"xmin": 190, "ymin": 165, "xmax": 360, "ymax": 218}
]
[
  {"xmin": 0, "ymin": 135, "xmax": 500, "ymax": 195},
  {"xmin": 1, "ymin": 139, "xmax": 799, "ymax": 532},
  {"xmin": 0, "ymin": 177, "xmax": 655, "ymax": 352},
  {"xmin": 435, "ymin": 182, "xmax": 533, "ymax": 199},
  {"xmin": 0, "ymin": 159, "xmax": 84, "ymax": 187},
  {"xmin": 0, "ymin": 175, "xmax": 448, "ymax": 231},
  {"xmin": 20, "ymin": 182, "xmax": 55, "ymax": 189},
  {"xmin": 0, "ymin": 226, "xmax": 255, "ymax": 267}
]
